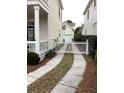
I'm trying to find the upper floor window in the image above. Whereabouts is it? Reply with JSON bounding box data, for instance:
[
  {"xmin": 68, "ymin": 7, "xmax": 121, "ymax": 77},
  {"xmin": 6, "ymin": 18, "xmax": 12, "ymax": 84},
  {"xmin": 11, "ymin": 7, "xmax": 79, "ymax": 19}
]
[
  {"xmin": 87, "ymin": 10, "xmax": 89, "ymax": 20},
  {"xmin": 94, "ymin": 0, "xmax": 96, "ymax": 7},
  {"xmin": 58, "ymin": 8, "xmax": 61, "ymax": 19},
  {"xmin": 62, "ymin": 25, "xmax": 66, "ymax": 30}
]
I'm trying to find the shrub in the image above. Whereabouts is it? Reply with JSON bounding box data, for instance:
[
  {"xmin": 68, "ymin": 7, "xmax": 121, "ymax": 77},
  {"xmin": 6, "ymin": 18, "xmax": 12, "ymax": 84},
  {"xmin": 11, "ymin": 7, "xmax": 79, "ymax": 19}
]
[
  {"xmin": 87, "ymin": 36, "xmax": 97, "ymax": 59},
  {"xmin": 74, "ymin": 33, "xmax": 87, "ymax": 42},
  {"xmin": 27, "ymin": 52, "xmax": 40, "ymax": 65},
  {"xmin": 45, "ymin": 49, "xmax": 56, "ymax": 58}
]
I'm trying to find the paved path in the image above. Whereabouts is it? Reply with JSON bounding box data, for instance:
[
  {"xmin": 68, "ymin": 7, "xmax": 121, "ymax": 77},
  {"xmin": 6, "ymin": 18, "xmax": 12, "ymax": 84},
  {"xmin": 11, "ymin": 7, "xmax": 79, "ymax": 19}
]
[
  {"xmin": 27, "ymin": 44, "xmax": 67, "ymax": 86},
  {"xmin": 56, "ymin": 43, "xmax": 87, "ymax": 54},
  {"xmin": 50, "ymin": 44, "xmax": 86, "ymax": 93}
]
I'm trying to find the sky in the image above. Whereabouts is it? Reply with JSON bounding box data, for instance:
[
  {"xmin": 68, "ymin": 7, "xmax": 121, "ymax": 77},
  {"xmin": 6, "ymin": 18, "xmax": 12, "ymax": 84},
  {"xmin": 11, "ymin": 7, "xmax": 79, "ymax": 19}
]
[{"xmin": 62, "ymin": 0, "xmax": 89, "ymax": 28}]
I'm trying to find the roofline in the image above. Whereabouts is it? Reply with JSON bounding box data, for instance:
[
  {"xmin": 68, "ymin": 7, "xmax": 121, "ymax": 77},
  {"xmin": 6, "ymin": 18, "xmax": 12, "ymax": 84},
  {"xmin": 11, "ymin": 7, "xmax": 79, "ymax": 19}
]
[
  {"xmin": 62, "ymin": 22, "xmax": 75, "ymax": 30},
  {"xmin": 83, "ymin": 0, "xmax": 93, "ymax": 15},
  {"xmin": 58, "ymin": 0, "xmax": 64, "ymax": 10}
]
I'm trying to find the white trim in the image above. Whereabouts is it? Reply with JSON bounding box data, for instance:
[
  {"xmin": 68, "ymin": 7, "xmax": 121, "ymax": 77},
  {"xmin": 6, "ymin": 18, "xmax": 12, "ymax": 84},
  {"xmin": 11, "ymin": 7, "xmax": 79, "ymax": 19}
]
[
  {"xmin": 34, "ymin": 5, "xmax": 40, "ymax": 54},
  {"xmin": 34, "ymin": 5, "xmax": 40, "ymax": 10},
  {"xmin": 27, "ymin": 0, "xmax": 39, "ymax": 5},
  {"xmin": 27, "ymin": 41, "xmax": 35, "ymax": 44}
]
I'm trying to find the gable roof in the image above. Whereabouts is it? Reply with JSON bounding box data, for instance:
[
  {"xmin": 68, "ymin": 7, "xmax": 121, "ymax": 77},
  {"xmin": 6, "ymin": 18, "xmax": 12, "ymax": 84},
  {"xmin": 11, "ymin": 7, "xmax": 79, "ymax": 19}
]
[
  {"xmin": 83, "ymin": 0, "xmax": 93, "ymax": 15},
  {"xmin": 62, "ymin": 21, "xmax": 75, "ymax": 31}
]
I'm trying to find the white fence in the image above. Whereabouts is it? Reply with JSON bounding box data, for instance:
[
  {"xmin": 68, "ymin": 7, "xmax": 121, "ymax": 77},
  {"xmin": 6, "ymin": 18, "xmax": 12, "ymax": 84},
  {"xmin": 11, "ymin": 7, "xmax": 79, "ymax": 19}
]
[
  {"xmin": 56, "ymin": 39, "xmax": 89, "ymax": 55},
  {"xmin": 27, "ymin": 40, "xmax": 89, "ymax": 55},
  {"xmin": 72, "ymin": 40, "xmax": 89, "ymax": 55}
]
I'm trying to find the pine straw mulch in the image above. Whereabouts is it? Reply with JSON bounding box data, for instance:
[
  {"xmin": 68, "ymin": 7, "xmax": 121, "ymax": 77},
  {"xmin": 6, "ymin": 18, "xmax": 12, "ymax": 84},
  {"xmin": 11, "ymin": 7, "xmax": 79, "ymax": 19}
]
[
  {"xmin": 75, "ymin": 55, "xmax": 97, "ymax": 93},
  {"xmin": 27, "ymin": 53, "xmax": 74, "ymax": 93}
]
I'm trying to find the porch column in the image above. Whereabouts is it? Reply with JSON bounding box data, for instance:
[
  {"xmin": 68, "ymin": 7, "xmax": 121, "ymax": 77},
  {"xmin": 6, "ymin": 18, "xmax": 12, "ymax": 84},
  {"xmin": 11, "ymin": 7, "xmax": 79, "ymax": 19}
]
[{"xmin": 34, "ymin": 6, "xmax": 40, "ymax": 54}]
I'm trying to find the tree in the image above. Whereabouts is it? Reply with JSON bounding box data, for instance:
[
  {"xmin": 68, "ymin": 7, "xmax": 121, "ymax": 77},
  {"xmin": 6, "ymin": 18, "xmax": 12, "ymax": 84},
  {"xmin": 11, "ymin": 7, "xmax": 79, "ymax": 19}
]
[
  {"xmin": 75, "ymin": 27, "xmax": 82, "ymax": 34},
  {"xmin": 74, "ymin": 26, "xmax": 88, "ymax": 42},
  {"xmin": 67, "ymin": 20, "xmax": 72, "ymax": 24},
  {"xmin": 74, "ymin": 26, "xmax": 84, "ymax": 41}
]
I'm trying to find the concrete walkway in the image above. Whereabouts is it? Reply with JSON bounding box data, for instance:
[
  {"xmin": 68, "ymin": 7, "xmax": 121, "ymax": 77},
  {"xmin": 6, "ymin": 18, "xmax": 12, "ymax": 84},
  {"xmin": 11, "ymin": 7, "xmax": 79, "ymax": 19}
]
[
  {"xmin": 27, "ymin": 44, "xmax": 67, "ymax": 86},
  {"xmin": 50, "ymin": 44, "xmax": 86, "ymax": 93}
]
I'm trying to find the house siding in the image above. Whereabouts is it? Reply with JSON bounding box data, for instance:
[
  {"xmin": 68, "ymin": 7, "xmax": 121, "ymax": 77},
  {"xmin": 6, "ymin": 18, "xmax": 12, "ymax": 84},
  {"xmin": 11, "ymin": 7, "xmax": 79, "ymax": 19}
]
[
  {"xmin": 39, "ymin": 14, "xmax": 48, "ymax": 41},
  {"xmin": 83, "ymin": 0, "xmax": 97, "ymax": 36},
  {"xmin": 48, "ymin": 0, "xmax": 63, "ymax": 48}
]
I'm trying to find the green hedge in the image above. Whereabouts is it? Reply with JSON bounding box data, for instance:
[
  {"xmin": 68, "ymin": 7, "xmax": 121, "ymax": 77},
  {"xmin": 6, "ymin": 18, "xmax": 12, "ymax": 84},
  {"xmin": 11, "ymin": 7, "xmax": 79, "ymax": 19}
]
[
  {"xmin": 87, "ymin": 36, "xmax": 97, "ymax": 60},
  {"xmin": 27, "ymin": 52, "xmax": 40, "ymax": 65},
  {"xmin": 45, "ymin": 49, "xmax": 56, "ymax": 58},
  {"xmin": 74, "ymin": 33, "xmax": 87, "ymax": 42}
]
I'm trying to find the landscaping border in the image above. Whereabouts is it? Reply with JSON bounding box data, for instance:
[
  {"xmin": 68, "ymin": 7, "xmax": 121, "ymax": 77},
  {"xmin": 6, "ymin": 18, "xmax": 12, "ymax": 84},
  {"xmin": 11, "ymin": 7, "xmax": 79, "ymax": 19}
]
[
  {"xmin": 75, "ymin": 55, "xmax": 97, "ymax": 93},
  {"xmin": 28, "ymin": 53, "xmax": 74, "ymax": 93}
]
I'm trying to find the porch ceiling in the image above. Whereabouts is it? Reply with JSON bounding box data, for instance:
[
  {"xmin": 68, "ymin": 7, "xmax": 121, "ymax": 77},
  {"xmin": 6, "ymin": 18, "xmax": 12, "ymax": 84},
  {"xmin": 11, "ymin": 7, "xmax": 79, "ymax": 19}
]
[{"xmin": 27, "ymin": 5, "xmax": 48, "ymax": 20}]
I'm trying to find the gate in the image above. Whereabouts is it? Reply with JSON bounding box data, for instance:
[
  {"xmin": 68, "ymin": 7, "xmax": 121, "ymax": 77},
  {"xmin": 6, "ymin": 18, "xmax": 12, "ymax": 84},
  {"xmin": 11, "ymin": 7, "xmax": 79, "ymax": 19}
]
[{"xmin": 55, "ymin": 39, "xmax": 89, "ymax": 55}]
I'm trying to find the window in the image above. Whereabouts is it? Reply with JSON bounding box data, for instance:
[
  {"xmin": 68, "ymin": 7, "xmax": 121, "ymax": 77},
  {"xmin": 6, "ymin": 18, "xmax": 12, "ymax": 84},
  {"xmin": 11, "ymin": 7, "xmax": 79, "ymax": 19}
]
[
  {"xmin": 58, "ymin": 8, "xmax": 61, "ymax": 19},
  {"xmin": 62, "ymin": 25, "xmax": 66, "ymax": 30},
  {"xmin": 27, "ymin": 26, "xmax": 35, "ymax": 41},
  {"xmin": 87, "ymin": 10, "xmax": 89, "ymax": 20},
  {"xmin": 94, "ymin": 0, "xmax": 96, "ymax": 7}
]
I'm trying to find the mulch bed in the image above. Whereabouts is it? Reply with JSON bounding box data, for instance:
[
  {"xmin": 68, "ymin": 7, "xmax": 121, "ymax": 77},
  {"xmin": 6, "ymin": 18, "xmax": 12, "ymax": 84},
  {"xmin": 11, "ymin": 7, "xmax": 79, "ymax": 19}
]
[
  {"xmin": 28, "ymin": 53, "xmax": 74, "ymax": 93},
  {"xmin": 27, "ymin": 56, "xmax": 56, "ymax": 74},
  {"xmin": 75, "ymin": 55, "xmax": 97, "ymax": 93}
]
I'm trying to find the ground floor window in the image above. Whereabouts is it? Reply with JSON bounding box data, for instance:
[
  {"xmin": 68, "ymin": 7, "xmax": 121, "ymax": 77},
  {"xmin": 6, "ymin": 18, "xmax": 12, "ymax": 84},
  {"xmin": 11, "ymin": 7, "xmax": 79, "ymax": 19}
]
[{"xmin": 27, "ymin": 26, "xmax": 35, "ymax": 41}]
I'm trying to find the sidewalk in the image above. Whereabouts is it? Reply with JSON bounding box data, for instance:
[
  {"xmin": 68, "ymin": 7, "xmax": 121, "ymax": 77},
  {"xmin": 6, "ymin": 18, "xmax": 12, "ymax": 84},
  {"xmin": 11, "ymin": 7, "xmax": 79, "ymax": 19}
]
[
  {"xmin": 27, "ymin": 44, "xmax": 67, "ymax": 86},
  {"xmin": 50, "ymin": 44, "xmax": 86, "ymax": 93}
]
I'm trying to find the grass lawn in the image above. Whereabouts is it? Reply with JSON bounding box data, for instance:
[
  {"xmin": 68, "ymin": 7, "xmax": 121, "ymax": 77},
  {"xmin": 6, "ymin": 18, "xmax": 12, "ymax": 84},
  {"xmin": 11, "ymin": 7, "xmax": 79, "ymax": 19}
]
[
  {"xmin": 75, "ymin": 55, "xmax": 97, "ymax": 93},
  {"xmin": 28, "ymin": 53, "xmax": 74, "ymax": 93}
]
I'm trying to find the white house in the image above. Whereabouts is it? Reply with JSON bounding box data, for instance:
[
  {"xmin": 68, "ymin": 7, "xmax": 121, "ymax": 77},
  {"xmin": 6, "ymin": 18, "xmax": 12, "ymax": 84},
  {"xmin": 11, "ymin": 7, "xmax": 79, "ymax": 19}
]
[
  {"xmin": 27, "ymin": 0, "xmax": 63, "ymax": 57},
  {"xmin": 82, "ymin": 0, "xmax": 97, "ymax": 36},
  {"xmin": 62, "ymin": 21, "xmax": 75, "ymax": 43}
]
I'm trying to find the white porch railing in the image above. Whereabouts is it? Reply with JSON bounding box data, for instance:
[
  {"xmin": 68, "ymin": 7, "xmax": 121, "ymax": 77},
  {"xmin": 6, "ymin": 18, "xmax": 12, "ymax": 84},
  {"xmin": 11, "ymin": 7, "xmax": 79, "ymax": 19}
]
[
  {"xmin": 27, "ymin": 40, "xmax": 48, "ymax": 54},
  {"xmin": 27, "ymin": 41, "xmax": 36, "ymax": 52},
  {"xmin": 40, "ymin": 40, "xmax": 48, "ymax": 54}
]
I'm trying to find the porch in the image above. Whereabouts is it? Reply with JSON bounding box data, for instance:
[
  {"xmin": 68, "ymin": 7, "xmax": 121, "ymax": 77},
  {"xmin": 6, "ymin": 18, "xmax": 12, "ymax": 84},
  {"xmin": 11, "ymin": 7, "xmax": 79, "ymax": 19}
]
[{"xmin": 27, "ymin": 0, "xmax": 49, "ymax": 55}]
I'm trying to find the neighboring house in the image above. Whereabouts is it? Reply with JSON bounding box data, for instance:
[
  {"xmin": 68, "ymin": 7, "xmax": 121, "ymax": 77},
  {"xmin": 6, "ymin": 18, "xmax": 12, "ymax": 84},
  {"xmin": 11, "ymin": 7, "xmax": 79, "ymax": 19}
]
[
  {"xmin": 62, "ymin": 21, "xmax": 75, "ymax": 43},
  {"xmin": 27, "ymin": 0, "xmax": 63, "ymax": 57},
  {"xmin": 82, "ymin": 0, "xmax": 97, "ymax": 36}
]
